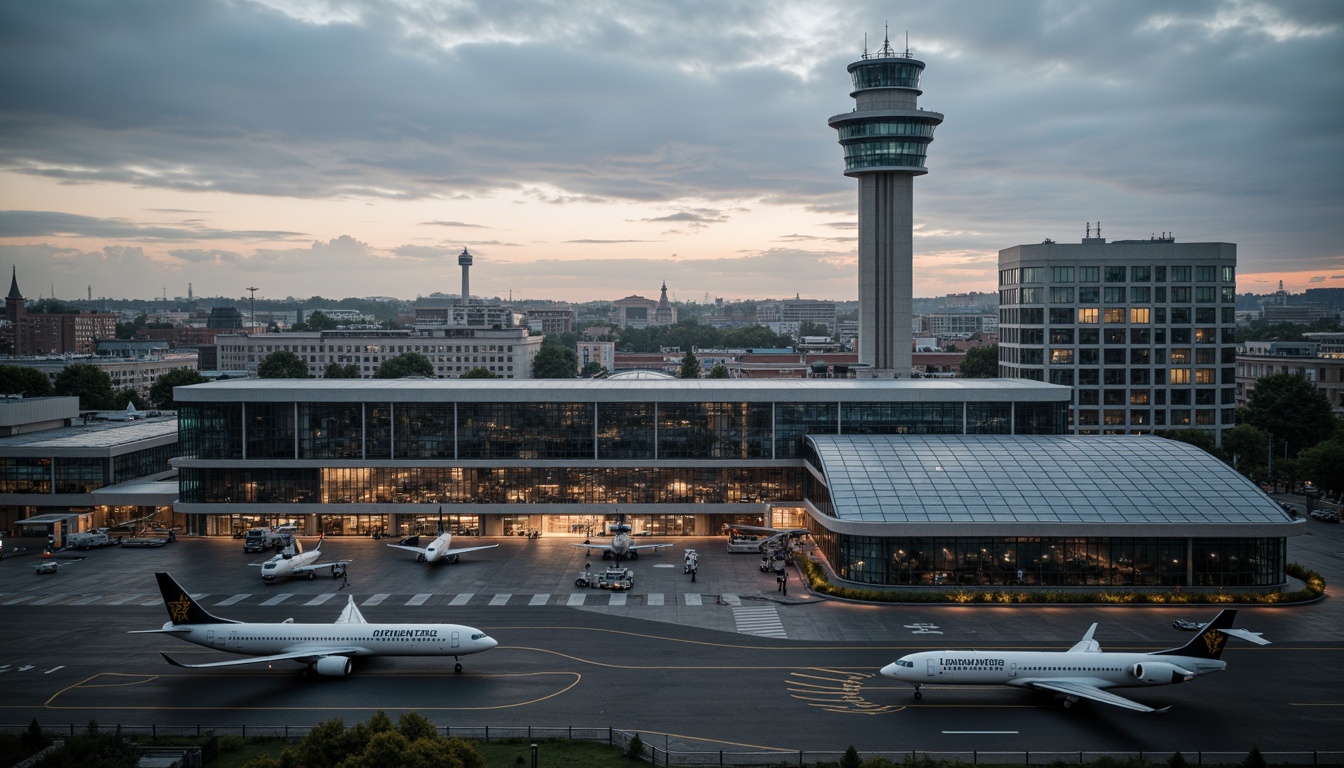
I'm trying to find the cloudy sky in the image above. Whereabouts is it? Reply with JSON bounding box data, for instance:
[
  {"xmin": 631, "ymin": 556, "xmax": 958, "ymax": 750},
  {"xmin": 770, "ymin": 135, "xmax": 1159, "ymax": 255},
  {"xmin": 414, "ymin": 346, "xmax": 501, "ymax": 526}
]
[{"xmin": 1, "ymin": 1, "xmax": 1340, "ymax": 304}]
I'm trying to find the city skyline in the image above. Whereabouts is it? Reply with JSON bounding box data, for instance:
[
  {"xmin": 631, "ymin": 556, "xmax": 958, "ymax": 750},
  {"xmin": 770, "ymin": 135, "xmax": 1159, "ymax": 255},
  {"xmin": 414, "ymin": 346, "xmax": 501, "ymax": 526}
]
[{"xmin": 1, "ymin": 1, "xmax": 1340, "ymax": 304}]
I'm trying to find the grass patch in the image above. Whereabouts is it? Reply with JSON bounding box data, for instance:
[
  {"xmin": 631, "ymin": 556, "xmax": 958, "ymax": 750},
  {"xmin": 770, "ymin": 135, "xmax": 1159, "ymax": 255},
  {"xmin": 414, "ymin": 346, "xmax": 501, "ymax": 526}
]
[{"xmin": 476, "ymin": 738, "xmax": 633, "ymax": 767}]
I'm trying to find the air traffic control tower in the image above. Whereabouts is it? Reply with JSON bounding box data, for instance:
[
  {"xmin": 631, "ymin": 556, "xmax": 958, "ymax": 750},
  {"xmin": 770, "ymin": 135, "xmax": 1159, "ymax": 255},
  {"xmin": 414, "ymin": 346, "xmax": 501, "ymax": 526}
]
[{"xmin": 829, "ymin": 33, "xmax": 942, "ymax": 378}]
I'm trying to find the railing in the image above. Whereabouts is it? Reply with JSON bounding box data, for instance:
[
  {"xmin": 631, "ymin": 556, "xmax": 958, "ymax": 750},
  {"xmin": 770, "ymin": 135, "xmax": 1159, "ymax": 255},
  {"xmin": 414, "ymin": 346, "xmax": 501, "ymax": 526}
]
[{"xmin": 1, "ymin": 724, "xmax": 1338, "ymax": 767}]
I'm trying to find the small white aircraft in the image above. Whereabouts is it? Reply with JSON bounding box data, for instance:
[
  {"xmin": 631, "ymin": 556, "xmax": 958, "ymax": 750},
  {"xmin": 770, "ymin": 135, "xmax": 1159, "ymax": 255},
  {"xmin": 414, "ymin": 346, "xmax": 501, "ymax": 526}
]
[
  {"xmin": 572, "ymin": 516, "xmax": 671, "ymax": 562},
  {"xmin": 251, "ymin": 536, "xmax": 351, "ymax": 584},
  {"xmin": 386, "ymin": 519, "xmax": 498, "ymax": 564},
  {"xmin": 132, "ymin": 572, "xmax": 497, "ymax": 676},
  {"xmin": 880, "ymin": 609, "xmax": 1268, "ymax": 712}
]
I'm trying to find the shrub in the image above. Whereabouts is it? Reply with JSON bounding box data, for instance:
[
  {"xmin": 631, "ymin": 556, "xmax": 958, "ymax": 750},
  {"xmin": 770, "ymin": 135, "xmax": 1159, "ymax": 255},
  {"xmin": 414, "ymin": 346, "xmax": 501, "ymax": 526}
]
[{"xmin": 625, "ymin": 732, "xmax": 644, "ymax": 760}]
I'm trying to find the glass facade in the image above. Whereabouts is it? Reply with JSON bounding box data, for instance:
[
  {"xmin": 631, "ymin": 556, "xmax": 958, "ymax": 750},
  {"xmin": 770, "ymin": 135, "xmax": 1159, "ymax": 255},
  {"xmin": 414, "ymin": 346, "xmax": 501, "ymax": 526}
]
[
  {"xmin": 181, "ymin": 466, "xmax": 803, "ymax": 506},
  {"xmin": 808, "ymin": 529, "xmax": 1285, "ymax": 588},
  {"xmin": 850, "ymin": 60, "xmax": 923, "ymax": 90}
]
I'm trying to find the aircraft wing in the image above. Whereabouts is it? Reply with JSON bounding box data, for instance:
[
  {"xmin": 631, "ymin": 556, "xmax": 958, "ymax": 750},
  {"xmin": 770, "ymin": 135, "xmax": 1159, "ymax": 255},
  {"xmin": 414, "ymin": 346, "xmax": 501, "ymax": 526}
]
[
  {"xmin": 160, "ymin": 649, "xmax": 363, "ymax": 669},
  {"xmin": 386, "ymin": 543, "xmax": 429, "ymax": 556},
  {"xmin": 1023, "ymin": 679, "xmax": 1168, "ymax": 713},
  {"xmin": 439, "ymin": 544, "xmax": 499, "ymax": 557},
  {"xmin": 628, "ymin": 542, "xmax": 673, "ymax": 553},
  {"xmin": 290, "ymin": 560, "xmax": 352, "ymax": 574},
  {"xmin": 571, "ymin": 542, "xmax": 614, "ymax": 553}
]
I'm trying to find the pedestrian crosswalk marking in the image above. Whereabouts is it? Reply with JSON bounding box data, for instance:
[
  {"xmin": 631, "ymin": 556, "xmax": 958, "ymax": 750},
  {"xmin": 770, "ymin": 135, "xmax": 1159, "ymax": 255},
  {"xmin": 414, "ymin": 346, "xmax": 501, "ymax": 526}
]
[
  {"xmin": 488, "ymin": 593, "xmax": 511, "ymax": 606},
  {"xmin": 529, "ymin": 594, "xmax": 549, "ymax": 606},
  {"xmin": 363, "ymin": 593, "xmax": 390, "ymax": 606},
  {"xmin": 304, "ymin": 593, "xmax": 336, "ymax": 606},
  {"xmin": 722, "ymin": 593, "xmax": 742, "ymax": 606},
  {"xmin": 609, "ymin": 593, "xmax": 627, "ymax": 606},
  {"xmin": 29, "ymin": 595, "xmax": 63, "ymax": 606},
  {"xmin": 217, "ymin": 594, "xmax": 250, "ymax": 606},
  {"xmin": 260, "ymin": 593, "xmax": 292, "ymax": 606},
  {"xmin": 566, "ymin": 593, "xmax": 586, "ymax": 606},
  {"xmin": 733, "ymin": 606, "xmax": 787, "ymax": 638},
  {"xmin": 449, "ymin": 593, "xmax": 473, "ymax": 606},
  {"xmin": 647, "ymin": 593, "xmax": 664, "ymax": 606},
  {"xmin": 2, "ymin": 595, "xmax": 35, "ymax": 606},
  {"xmin": 69, "ymin": 595, "xmax": 104, "ymax": 605},
  {"xmin": 406, "ymin": 593, "xmax": 432, "ymax": 606},
  {"xmin": 684, "ymin": 593, "xmax": 702, "ymax": 606},
  {"xmin": 107, "ymin": 593, "xmax": 143, "ymax": 606}
]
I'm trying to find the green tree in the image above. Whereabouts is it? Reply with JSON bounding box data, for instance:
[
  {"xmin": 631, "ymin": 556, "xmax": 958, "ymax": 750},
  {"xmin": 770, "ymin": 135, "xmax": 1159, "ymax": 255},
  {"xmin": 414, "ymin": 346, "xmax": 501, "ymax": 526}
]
[
  {"xmin": 579, "ymin": 361, "xmax": 606, "ymax": 378},
  {"xmin": 323, "ymin": 362, "xmax": 361, "ymax": 379},
  {"xmin": 302, "ymin": 310, "xmax": 341, "ymax": 331},
  {"xmin": 840, "ymin": 744, "xmax": 861, "ymax": 768},
  {"xmin": 1220, "ymin": 423, "xmax": 1270, "ymax": 480},
  {"xmin": 1240, "ymin": 373, "xmax": 1335, "ymax": 457},
  {"xmin": 53, "ymin": 364, "xmax": 116, "ymax": 410},
  {"xmin": 111, "ymin": 388, "xmax": 147, "ymax": 411},
  {"xmin": 679, "ymin": 351, "xmax": 701, "ymax": 379},
  {"xmin": 958, "ymin": 345, "xmax": 998, "ymax": 378},
  {"xmin": 532, "ymin": 343, "xmax": 578, "ymax": 379},
  {"xmin": 0, "ymin": 365, "xmax": 55, "ymax": 397},
  {"xmin": 150, "ymin": 368, "xmax": 207, "ymax": 409},
  {"xmin": 459, "ymin": 367, "xmax": 500, "ymax": 379},
  {"xmin": 707, "ymin": 362, "xmax": 730, "ymax": 378},
  {"xmin": 1297, "ymin": 437, "xmax": 1344, "ymax": 500},
  {"xmin": 375, "ymin": 352, "xmax": 435, "ymax": 379},
  {"xmin": 798, "ymin": 321, "xmax": 832, "ymax": 339},
  {"xmin": 257, "ymin": 351, "xmax": 311, "ymax": 379}
]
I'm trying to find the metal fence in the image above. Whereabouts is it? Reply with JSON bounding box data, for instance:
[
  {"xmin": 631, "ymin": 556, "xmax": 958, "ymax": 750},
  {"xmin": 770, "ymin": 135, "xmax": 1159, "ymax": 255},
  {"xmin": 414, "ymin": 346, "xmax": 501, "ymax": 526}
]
[{"xmin": 2, "ymin": 723, "xmax": 1339, "ymax": 767}]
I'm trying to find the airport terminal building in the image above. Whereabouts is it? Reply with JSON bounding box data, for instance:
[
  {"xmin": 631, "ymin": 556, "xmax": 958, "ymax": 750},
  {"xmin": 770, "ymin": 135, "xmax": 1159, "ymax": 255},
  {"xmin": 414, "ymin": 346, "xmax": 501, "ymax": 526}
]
[{"xmin": 168, "ymin": 378, "xmax": 1301, "ymax": 589}]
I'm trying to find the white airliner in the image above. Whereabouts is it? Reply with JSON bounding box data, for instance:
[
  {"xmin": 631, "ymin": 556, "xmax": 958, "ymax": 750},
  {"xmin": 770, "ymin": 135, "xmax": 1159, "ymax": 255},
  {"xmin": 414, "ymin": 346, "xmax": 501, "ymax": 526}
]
[
  {"xmin": 132, "ymin": 572, "xmax": 497, "ymax": 676},
  {"xmin": 572, "ymin": 519, "xmax": 671, "ymax": 562},
  {"xmin": 880, "ymin": 609, "xmax": 1268, "ymax": 712},
  {"xmin": 386, "ymin": 531, "xmax": 498, "ymax": 564},
  {"xmin": 250, "ymin": 536, "xmax": 351, "ymax": 583}
]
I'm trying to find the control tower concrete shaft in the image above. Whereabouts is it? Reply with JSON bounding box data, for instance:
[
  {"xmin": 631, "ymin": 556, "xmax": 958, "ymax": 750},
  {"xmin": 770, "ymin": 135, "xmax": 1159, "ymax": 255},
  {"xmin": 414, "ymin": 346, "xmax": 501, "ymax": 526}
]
[{"xmin": 828, "ymin": 33, "xmax": 942, "ymax": 378}]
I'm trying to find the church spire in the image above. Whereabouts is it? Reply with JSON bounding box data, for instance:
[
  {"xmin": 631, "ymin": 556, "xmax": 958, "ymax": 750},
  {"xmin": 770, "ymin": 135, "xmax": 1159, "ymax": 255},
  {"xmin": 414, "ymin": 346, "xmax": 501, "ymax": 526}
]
[{"xmin": 7, "ymin": 266, "xmax": 22, "ymax": 301}]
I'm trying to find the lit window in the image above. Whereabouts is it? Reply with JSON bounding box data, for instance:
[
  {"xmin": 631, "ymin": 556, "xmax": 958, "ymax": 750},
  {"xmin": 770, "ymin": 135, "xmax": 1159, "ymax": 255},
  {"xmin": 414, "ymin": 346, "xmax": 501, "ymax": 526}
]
[
  {"xmin": 1129, "ymin": 308, "xmax": 1150, "ymax": 324},
  {"xmin": 1170, "ymin": 369, "xmax": 1191, "ymax": 384},
  {"xmin": 1078, "ymin": 308, "xmax": 1099, "ymax": 324}
]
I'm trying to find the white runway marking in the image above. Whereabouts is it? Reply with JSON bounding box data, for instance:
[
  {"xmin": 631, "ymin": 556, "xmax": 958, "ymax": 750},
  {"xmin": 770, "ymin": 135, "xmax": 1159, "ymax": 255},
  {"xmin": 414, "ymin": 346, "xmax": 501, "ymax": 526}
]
[
  {"xmin": 260, "ymin": 593, "xmax": 292, "ymax": 606},
  {"xmin": 69, "ymin": 595, "xmax": 104, "ymax": 605},
  {"xmin": 449, "ymin": 593, "xmax": 474, "ymax": 606},
  {"xmin": 567, "ymin": 593, "xmax": 586, "ymax": 606},
  {"xmin": 140, "ymin": 597, "xmax": 163, "ymax": 606},
  {"xmin": 529, "ymin": 594, "xmax": 549, "ymax": 606},
  {"xmin": 363, "ymin": 593, "xmax": 390, "ymax": 606},
  {"xmin": 722, "ymin": 593, "xmax": 741, "ymax": 606},
  {"xmin": 44, "ymin": 666, "xmax": 65, "ymax": 674},
  {"xmin": 2, "ymin": 595, "xmax": 35, "ymax": 606},
  {"xmin": 406, "ymin": 593, "xmax": 432, "ymax": 606},
  {"xmin": 647, "ymin": 593, "xmax": 664, "ymax": 606},
  {"xmin": 216, "ymin": 594, "xmax": 250, "ymax": 606},
  {"xmin": 29, "ymin": 595, "xmax": 63, "ymax": 605},
  {"xmin": 609, "ymin": 593, "xmax": 627, "ymax": 606},
  {"xmin": 304, "ymin": 593, "xmax": 336, "ymax": 606},
  {"xmin": 489, "ymin": 594, "xmax": 511, "ymax": 606},
  {"xmin": 106, "ymin": 594, "xmax": 143, "ymax": 605},
  {"xmin": 684, "ymin": 593, "xmax": 702, "ymax": 606}
]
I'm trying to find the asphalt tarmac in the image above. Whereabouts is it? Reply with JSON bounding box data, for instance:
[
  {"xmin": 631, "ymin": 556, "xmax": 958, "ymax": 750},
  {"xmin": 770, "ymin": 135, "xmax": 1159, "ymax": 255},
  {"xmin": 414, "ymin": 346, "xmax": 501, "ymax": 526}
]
[{"xmin": 0, "ymin": 524, "xmax": 1341, "ymax": 756}]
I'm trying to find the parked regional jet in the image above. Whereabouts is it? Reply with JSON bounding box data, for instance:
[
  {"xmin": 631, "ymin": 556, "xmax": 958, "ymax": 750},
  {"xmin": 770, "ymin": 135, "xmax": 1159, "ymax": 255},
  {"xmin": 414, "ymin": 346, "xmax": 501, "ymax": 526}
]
[
  {"xmin": 131, "ymin": 572, "xmax": 497, "ymax": 675},
  {"xmin": 880, "ymin": 609, "xmax": 1268, "ymax": 712},
  {"xmin": 250, "ymin": 536, "xmax": 351, "ymax": 584},
  {"xmin": 572, "ymin": 516, "xmax": 671, "ymax": 562},
  {"xmin": 386, "ymin": 530, "xmax": 498, "ymax": 564}
]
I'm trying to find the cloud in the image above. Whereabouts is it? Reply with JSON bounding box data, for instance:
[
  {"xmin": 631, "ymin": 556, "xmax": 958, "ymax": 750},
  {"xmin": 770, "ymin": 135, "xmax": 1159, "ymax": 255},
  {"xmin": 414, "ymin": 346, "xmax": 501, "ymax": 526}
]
[
  {"xmin": 421, "ymin": 220, "xmax": 490, "ymax": 228},
  {"xmin": 0, "ymin": 210, "xmax": 303, "ymax": 241}
]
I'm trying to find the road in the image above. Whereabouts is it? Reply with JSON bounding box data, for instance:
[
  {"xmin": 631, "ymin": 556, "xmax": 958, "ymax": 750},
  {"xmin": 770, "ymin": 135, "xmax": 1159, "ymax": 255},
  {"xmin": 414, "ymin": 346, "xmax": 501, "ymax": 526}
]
[{"xmin": 0, "ymin": 524, "xmax": 1341, "ymax": 756}]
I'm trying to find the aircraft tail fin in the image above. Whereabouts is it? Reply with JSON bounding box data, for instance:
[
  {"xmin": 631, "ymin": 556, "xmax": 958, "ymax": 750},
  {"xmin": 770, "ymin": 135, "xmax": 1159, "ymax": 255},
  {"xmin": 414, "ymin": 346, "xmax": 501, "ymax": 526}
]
[
  {"xmin": 1153, "ymin": 609, "xmax": 1238, "ymax": 660},
  {"xmin": 154, "ymin": 572, "xmax": 230, "ymax": 626}
]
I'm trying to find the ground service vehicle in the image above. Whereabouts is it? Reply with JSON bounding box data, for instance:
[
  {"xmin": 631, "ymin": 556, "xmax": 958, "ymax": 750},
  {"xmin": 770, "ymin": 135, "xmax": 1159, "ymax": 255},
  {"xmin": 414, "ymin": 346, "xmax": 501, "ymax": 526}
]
[
  {"xmin": 243, "ymin": 528, "xmax": 289, "ymax": 552},
  {"xmin": 65, "ymin": 530, "xmax": 112, "ymax": 550}
]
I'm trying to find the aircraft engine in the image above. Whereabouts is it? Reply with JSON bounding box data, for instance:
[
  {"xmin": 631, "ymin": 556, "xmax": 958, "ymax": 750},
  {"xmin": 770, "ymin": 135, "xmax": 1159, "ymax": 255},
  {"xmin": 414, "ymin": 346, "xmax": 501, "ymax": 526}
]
[
  {"xmin": 314, "ymin": 656, "xmax": 353, "ymax": 677},
  {"xmin": 1129, "ymin": 662, "xmax": 1194, "ymax": 685}
]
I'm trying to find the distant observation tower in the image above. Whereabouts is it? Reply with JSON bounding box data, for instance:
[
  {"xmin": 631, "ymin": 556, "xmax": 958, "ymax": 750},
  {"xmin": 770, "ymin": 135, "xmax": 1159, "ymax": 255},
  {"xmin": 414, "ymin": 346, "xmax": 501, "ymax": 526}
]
[
  {"xmin": 458, "ymin": 246, "xmax": 473, "ymax": 308},
  {"xmin": 828, "ymin": 31, "xmax": 943, "ymax": 378}
]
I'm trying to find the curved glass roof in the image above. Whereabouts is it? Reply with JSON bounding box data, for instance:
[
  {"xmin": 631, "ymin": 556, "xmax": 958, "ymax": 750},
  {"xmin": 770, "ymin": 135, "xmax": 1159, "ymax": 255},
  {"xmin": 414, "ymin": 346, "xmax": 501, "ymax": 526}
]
[{"xmin": 806, "ymin": 434, "xmax": 1294, "ymax": 527}]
